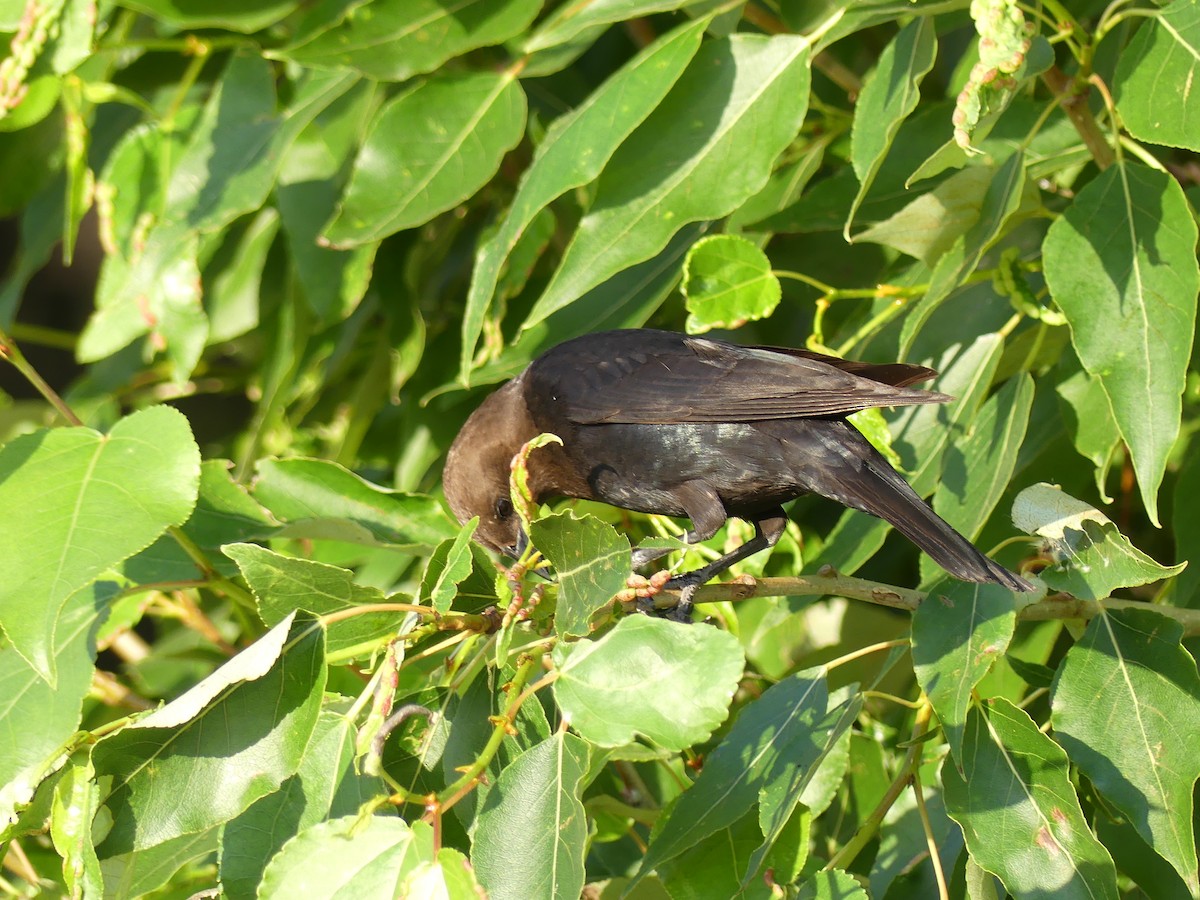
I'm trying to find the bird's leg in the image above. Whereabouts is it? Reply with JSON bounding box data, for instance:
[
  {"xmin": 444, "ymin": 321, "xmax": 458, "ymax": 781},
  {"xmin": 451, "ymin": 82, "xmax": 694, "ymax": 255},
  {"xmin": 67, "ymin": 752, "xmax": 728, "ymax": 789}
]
[
  {"xmin": 666, "ymin": 507, "xmax": 788, "ymax": 622},
  {"xmin": 631, "ymin": 544, "xmax": 673, "ymax": 570}
]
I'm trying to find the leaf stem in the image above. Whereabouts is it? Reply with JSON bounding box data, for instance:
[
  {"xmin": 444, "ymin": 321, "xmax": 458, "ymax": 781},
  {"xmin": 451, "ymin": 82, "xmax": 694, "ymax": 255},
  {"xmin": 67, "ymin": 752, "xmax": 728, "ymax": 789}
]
[
  {"xmin": 431, "ymin": 655, "xmax": 540, "ymax": 814},
  {"xmin": 826, "ymin": 700, "xmax": 933, "ymax": 871},
  {"xmin": 1041, "ymin": 66, "xmax": 1115, "ymax": 171},
  {"xmin": 0, "ymin": 328, "xmax": 84, "ymax": 425},
  {"xmin": 913, "ymin": 761, "xmax": 950, "ymax": 900},
  {"xmin": 825, "ymin": 639, "xmax": 910, "ymax": 671}
]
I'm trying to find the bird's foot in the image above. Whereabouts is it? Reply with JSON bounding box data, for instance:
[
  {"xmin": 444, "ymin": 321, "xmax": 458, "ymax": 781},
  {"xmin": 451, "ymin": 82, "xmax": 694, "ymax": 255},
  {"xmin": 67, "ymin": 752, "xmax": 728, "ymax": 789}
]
[
  {"xmin": 622, "ymin": 570, "xmax": 672, "ymax": 615},
  {"xmin": 662, "ymin": 572, "xmax": 706, "ymax": 623}
]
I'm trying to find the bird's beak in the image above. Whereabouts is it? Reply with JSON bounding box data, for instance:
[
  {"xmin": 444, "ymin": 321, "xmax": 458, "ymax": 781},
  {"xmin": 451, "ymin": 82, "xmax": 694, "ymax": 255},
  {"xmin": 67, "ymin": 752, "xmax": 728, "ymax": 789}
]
[{"xmin": 513, "ymin": 526, "xmax": 552, "ymax": 579}]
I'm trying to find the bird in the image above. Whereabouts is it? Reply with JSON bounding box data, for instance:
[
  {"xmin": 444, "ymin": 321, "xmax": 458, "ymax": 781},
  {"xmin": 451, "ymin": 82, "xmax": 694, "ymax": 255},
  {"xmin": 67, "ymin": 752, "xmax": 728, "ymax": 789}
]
[{"xmin": 443, "ymin": 328, "xmax": 1034, "ymax": 616}]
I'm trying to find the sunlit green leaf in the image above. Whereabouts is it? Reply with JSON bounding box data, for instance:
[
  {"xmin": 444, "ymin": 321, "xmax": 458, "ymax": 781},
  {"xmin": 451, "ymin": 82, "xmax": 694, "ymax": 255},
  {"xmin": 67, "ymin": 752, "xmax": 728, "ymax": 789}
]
[
  {"xmin": 682, "ymin": 234, "xmax": 781, "ymax": 334},
  {"xmin": 93, "ymin": 612, "xmax": 325, "ymax": 856},
  {"xmin": 472, "ymin": 732, "xmax": 589, "ymax": 900},
  {"xmin": 531, "ymin": 511, "xmax": 631, "ymax": 638},
  {"xmin": 277, "ymin": 0, "xmax": 541, "ymax": 81},
  {"xmin": 1043, "ymin": 162, "xmax": 1199, "ymax": 525},
  {"xmin": 553, "ymin": 616, "xmax": 742, "ymax": 750},
  {"xmin": 1114, "ymin": 0, "xmax": 1200, "ymax": 151},
  {"xmin": 324, "ymin": 72, "xmax": 526, "ymax": 246},
  {"xmin": 0, "ymin": 406, "xmax": 199, "ymax": 682},
  {"xmin": 522, "ymin": 34, "xmax": 812, "ymax": 329},
  {"xmin": 943, "ymin": 700, "xmax": 1119, "ymax": 900},
  {"xmin": 1051, "ymin": 609, "xmax": 1200, "ymax": 893}
]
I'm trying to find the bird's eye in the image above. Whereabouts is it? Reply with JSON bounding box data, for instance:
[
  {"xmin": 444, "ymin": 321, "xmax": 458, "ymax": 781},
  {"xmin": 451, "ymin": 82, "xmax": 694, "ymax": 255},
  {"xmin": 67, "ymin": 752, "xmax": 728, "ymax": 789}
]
[{"xmin": 495, "ymin": 497, "xmax": 514, "ymax": 520}]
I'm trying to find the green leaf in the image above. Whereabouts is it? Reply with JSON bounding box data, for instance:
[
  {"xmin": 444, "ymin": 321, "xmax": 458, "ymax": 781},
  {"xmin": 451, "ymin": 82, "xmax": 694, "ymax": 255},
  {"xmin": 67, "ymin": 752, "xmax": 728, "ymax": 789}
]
[
  {"xmin": 1173, "ymin": 449, "xmax": 1200, "ymax": 607},
  {"xmin": 276, "ymin": 0, "xmax": 541, "ymax": 82},
  {"xmin": 324, "ymin": 72, "xmax": 527, "ymax": 247},
  {"xmin": 276, "ymin": 79, "xmax": 380, "ymax": 321},
  {"xmin": 125, "ymin": 459, "xmax": 278, "ymax": 585},
  {"xmin": 846, "ymin": 16, "xmax": 937, "ymax": 238},
  {"xmin": 258, "ymin": 816, "xmax": 442, "ymax": 895},
  {"xmin": 459, "ymin": 17, "xmax": 705, "ymax": 380},
  {"xmin": 522, "ymin": 33, "xmax": 812, "ymax": 330},
  {"xmin": 682, "ymin": 234, "xmax": 781, "ymax": 334},
  {"xmin": 186, "ymin": 65, "xmax": 358, "ymax": 234},
  {"xmin": 219, "ymin": 708, "xmax": 385, "ymax": 899},
  {"xmin": 204, "ymin": 205, "xmax": 280, "ymax": 342},
  {"xmin": 93, "ymin": 611, "xmax": 326, "ymax": 856},
  {"xmin": 118, "ymin": 0, "xmax": 299, "ymax": 31},
  {"xmin": 1011, "ymin": 483, "xmax": 1185, "ymax": 600},
  {"xmin": 899, "ymin": 149, "xmax": 1033, "ymax": 355},
  {"xmin": 1055, "ymin": 367, "xmax": 1119, "ymax": 503},
  {"xmin": 635, "ymin": 668, "xmax": 840, "ymax": 879},
  {"xmin": 524, "ymin": 0, "xmax": 697, "ymax": 53},
  {"xmin": 552, "ymin": 616, "xmax": 742, "ymax": 750},
  {"xmin": 1051, "ymin": 609, "xmax": 1200, "ymax": 892},
  {"xmin": 854, "ymin": 166, "xmax": 993, "ymax": 264},
  {"xmin": 472, "ymin": 732, "xmax": 590, "ymax": 900},
  {"xmin": 79, "ymin": 228, "xmax": 207, "ymax": 381},
  {"xmin": 913, "ymin": 581, "xmax": 1018, "ymax": 764},
  {"xmin": 746, "ymin": 693, "xmax": 860, "ymax": 886},
  {"xmin": 441, "ymin": 670, "xmax": 552, "ymax": 827},
  {"xmin": 1043, "ymin": 162, "xmax": 1200, "ymax": 526},
  {"xmin": 252, "ymin": 457, "xmax": 456, "ymax": 551},
  {"xmin": 530, "ymin": 511, "xmax": 631, "ymax": 638},
  {"xmin": 797, "ymin": 869, "xmax": 868, "ymax": 900},
  {"xmin": 942, "ymin": 700, "xmax": 1119, "ymax": 900},
  {"xmin": 50, "ymin": 752, "xmax": 102, "ymax": 899},
  {"xmin": 223, "ymin": 543, "xmax": 398, "ymax": 658},
  {"xmin": 421, "ymin": 520, "xmax": 478, "ymax": 614},
  {"xmin": 0, "ymin": 583, "xmax": 107, "ymax": 831},
  {"xmin": 922, "ymin": 372, "xmax": 1033, "ymax": 585},
  {"xmin": 0, "ymin": 405, "xmax": 200, "ymax": 682},
  {"xmin": 1114, "ymin": 0, "xmax": 1200, "ymax": 151},
  {"xmin": 99, "ymin": 830, "xmax": 219, "ymax": 899},
  {"xmin": 656, "ymin": 807, "xmax": 774, "ymax": 900},
  {"xmin": 870, "ymin": 784, "xmax": 961, "ymax": 899}
]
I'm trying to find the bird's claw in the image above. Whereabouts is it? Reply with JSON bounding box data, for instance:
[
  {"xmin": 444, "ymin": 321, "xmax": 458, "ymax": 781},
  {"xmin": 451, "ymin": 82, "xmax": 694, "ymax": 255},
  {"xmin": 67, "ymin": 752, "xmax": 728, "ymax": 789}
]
[
  {"xmin": 662, "ymin": 572, "xmax": 705, "ymax": 623},
  {"xmin": 620, "ymin": 570, "xmax": 672, "ymax": 614}
]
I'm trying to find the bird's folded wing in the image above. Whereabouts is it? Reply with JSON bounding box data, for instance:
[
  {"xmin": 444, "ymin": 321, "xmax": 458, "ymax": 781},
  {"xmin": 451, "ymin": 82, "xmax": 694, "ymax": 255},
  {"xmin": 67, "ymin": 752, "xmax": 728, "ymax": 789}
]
[{"xmin": 529, "ymin": 335, "xmax": 952, "ymax": 425}]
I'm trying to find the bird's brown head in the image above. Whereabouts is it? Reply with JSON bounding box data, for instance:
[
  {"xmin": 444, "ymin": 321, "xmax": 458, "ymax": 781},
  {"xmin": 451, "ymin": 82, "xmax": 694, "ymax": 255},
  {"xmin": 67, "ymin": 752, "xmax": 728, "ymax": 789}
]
[{"xmin": 442, "ymin": 377, "xmax": 540, "ymax": 557}]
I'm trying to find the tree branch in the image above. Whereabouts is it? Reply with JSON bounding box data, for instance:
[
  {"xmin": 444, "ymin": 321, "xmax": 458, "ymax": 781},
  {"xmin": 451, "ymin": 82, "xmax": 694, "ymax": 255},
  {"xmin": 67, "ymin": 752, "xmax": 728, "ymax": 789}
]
[{"xmin": 637, "ymin": 572, "xmax": 1200, "ymax": 635}]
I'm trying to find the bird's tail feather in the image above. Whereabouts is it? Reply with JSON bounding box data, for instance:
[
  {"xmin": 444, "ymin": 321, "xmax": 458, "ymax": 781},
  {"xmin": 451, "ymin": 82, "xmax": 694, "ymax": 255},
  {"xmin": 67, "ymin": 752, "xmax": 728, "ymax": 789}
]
[{"xmin": 826, "ymin": 443, "xmax": 1033, "ymax": 593}]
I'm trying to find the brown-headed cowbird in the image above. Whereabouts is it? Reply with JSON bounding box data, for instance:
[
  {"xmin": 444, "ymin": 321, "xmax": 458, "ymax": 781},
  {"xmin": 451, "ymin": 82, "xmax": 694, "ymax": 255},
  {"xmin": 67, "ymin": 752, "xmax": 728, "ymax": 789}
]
[{"xmin": 443, "ymin": 329, "xmax": 1033, "ymax": 612}]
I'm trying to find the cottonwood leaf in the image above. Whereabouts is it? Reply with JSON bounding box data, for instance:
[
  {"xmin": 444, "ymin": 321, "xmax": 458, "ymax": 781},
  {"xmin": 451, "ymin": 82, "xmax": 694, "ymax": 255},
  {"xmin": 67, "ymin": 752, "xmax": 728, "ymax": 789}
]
[
  {"xmin": 0, "ymin": 405, "xmax": 199, "ymax": 682},
  {"xmin": 324, "ymin": 72, "xmax": 526, "ymax": 246},
  {"xmin": 530, "ymin": 511, "xmax": 631, "ymax": 638},
  {"xmin": 253, "ymin": 457, "xmax": 455, "ymax": 551},
  {"xmin": 275, "ymin": 0, "xmax": 541, "ymax": 82},
  {"xmin": 472, "ymin": 732, "xmax": 589, "ymax": 900},
  {"xmin": 943, "ymin": 700, "xmax": 1118, "ymax": 900},
  {"xmin": 1051, "ymin": 609, "xmax": 1200, "ymax": 892},
  {"xmin": 1043, "ymin": 162, "xmax": 1199, "ymax": 526},
  {"xmin": 459, "ymin": 16, "xmax": 705, "ymax": 381},
  {"xmin": 1114, "ymin": 0, "xmax": 1200, "ymax": 151},
  {"xmin": 913, "ymin": 580, "xmax": 1018, "ymax": 764},
  {"xmin": 522, "ymin": 33, "xmax": 812, "ymax": 330},
  {"xmin": 847, "ymin": 16, "xmax": 937, "ymax": 238},
  {"xmin": 258, "ymin": 816, "xmax": 445, "ymax": 895},
  {"xmin": 93, "ymin": 612, "xmax": 325, "ymax": 856},
  {"xmin": 552, "ymin": 616, "xmax": 742, "ymax": 750},
  {"xmin": 682, "ymin": 234, "xmax": 781, "ymax": 334}
]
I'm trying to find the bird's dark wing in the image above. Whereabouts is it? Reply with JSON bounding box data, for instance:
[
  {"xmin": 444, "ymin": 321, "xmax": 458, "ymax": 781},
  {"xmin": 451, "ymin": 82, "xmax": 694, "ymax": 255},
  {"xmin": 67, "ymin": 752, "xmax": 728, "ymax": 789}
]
[
  {"xmin": 525, "ymin": 329, "xmax": 951, "ymax": 425},
  {"xmin": 746, "ymin": 345, "xmax": 938, "ymax": 388}
]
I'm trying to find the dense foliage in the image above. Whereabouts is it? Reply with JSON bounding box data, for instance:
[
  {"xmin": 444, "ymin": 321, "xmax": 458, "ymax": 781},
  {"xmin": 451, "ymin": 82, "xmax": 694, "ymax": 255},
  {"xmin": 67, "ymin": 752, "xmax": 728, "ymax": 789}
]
[{"xmin": 1, "ymin": 0, "xmax": 1199, "ymax": 897}]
